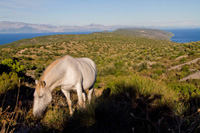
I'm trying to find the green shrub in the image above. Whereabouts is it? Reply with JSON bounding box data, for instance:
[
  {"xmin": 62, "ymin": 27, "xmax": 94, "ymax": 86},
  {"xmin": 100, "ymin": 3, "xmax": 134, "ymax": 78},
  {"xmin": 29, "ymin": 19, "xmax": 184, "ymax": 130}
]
[
  {"xmin": 153, "ymin": 69, "xmax": 163, "ymax": 75},
  {"xmin": 41, "ymin": 105, "xmax": 67, "ymax": 131},
  {"xmin": 26, "ymin": 63, "xmax": 37, "ymax": 70},
  {"xmin": 34, "ymin": 66, "xmax": 45, "ymax": 79},
  {"xmin": 189, "ymin": 51, "xmax": 195, "ymax": 56},
  {"xmin": 150, "ymin": 73, "xmax": 159, "ymax": 79},
  {"xmin": 99, "ymin": 66, "xmax": 117, "ymax": 76},
  {"xmin": 180, "ymin": 57, "xmax": 187, "ymax": 62},
  {"xmin": 138, "ymin": 61, "xmax": 148, "ymax": 71},
  {"xmin": 169, "ymin": 83, "xmax": 198, "ymax": 100},
  {"xmin": 107, "ymin": 75, "xmax": 179, "ymax": 109},
  {"xmin": 1, "ymin": 58, "xmax": 25, "ymax": 73},
  {"xmin": 181, "ymin": 65, "xmax": 189, "ymax": 72},
  {"xmin": 94, "ymin": 79, "xmax": 101, "ymax": 89},
  {"xmin": 197, "ymin": 60, "xmax": 200, "ymax": 65},
  {"xmin": 114, "ymin": 61, "xmax": 124, "ymax": 69},
  {"xmin": 170, "ymin": 56, "xmax": 176, "ymax": 60},
  {"xmin": 178, "ymin": 52, "xmax": 184, "ymax": 57},
  {"xmin": 152, "ymin": 63, "xmax": 163, "ymax": 69},
  {"xmin": 186, "ymin": 79, "xmax": 200, "ymax": 88},
  {"xmin": 0, "ymin": 72, "xmax": 19, "ymax": 95}
]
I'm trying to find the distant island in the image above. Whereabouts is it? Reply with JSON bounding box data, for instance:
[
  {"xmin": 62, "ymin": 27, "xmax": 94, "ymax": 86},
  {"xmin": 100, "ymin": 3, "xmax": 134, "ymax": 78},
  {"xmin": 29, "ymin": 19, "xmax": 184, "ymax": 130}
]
[
  {"xmin": 0, "ymin": 21, "xmax": 131, "ymax": 33},
  {"xmin": 1, "ymin": 21, "xmax": 197, "ymax": 34}
]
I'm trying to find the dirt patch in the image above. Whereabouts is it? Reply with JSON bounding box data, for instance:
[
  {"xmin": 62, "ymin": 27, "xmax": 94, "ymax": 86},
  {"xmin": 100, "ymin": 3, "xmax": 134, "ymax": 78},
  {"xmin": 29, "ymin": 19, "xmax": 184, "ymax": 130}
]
[
  {"xmin": 168, "ymin": 58, "xmax": 200, "ymax": 71},
  {"xmin": 179, "ymin": 71, "xmax": 200, "ymax": 81},
  {"xmin": 94, "ymin": 88, "xmax": 103, "ymax": 97},
  {"xmin": 138, "ymin": 61, "xmax": 157, "ymax": 66},
  {"xmin": 18, "ymin": 48, "xmax": 27, "ymax": 54},
  {"xmin": 176, "ymin": 55, "xmax": 188, "ymax": 60}
]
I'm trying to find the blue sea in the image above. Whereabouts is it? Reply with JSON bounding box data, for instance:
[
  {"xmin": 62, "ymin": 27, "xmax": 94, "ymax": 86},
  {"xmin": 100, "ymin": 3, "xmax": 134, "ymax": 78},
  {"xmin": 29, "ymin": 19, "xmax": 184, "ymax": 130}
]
[
  {"xmin": 0, "ymin": 29, "xmax": 200, "ymax": 45},
  {"xmin": 164, "ymin": 28, "xmax": 200, "ymax": 43},
  {"xmin": 0, "ymin": 31, "xmax": 96, "ymax": 45}
]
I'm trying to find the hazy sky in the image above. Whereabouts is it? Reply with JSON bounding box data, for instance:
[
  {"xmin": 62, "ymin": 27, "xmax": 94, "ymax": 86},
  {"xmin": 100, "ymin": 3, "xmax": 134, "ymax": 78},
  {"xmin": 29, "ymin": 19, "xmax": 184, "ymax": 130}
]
[{"xmin": 0, "ymin": 0, "xmax": 200, "ymax": 27}]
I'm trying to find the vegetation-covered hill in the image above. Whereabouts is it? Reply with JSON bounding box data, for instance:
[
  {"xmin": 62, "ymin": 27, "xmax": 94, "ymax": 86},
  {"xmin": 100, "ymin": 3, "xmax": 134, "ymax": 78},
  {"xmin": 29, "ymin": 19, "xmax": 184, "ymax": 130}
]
[
  {"xmin": 112, "ymin": 28, "xmax": 174, "ymax": 41},
  {"xmin": 0, "ymin": 29, "xmax": 200, "ymax": 132}
]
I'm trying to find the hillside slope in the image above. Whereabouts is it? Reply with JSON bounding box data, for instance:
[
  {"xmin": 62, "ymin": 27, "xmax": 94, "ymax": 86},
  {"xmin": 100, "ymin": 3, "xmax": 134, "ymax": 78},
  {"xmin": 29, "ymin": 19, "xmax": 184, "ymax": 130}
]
[
  {"xmin": 0, "ymin": 31, "xmax": 200, "ymax": 132},
  {"xmin": 0, "ymin": 29, "xmax": 173, "ymax": 48},
  {"xmin": 1, "ymin": 31, "xmax": 199, "ymax": 87}
]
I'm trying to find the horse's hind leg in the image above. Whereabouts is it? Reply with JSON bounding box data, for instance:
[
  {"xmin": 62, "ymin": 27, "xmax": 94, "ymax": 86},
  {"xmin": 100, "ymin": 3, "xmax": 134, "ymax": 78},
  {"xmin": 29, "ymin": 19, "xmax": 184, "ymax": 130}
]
[
  {"xmin": 88, "ymin": 87, "xmax": 95, "ymax": 104},
  {"xmin": 61, "ymin": 88, "xmax": 74, "ymax": 116},
  {"xmin": 76, "ymin": 83, "xmax": 84, "ymax": 108},
  {"xmin": 82, "ymin": 90, "xmax": 87, "ymax": 108}
]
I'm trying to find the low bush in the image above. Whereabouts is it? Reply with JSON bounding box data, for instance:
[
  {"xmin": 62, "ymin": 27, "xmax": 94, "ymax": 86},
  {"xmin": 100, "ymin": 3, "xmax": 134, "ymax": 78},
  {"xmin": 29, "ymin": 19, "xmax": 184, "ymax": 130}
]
[
  {"xmin": 138, "ymin": 61, "xmax": 148, "ymax": 71},
  {"xmin": 181, "ymin": 65, "xmax": 189, "ymax": 72},
  {"xmin": 180, "ymin": 57, "xmax": 187, "ymax": 62},
  {"xmin": 41, "ymin": 104, "xmax": 68, "ymax": 131},
  {"xmin": 0, "ymin": 72, "xmax": 19, "ymax": 95},
  {"xmin": 169, "ymin": 83, "xmax": 199, "ymax": 101},
  {"xmin": 0, "ymin": 58, "xmax": 25, "ymax": 74},
  {"xmin": 34, "ymin": 66, "xmax": 45, "ymax": 79},
  {"xmin": 107, "ymin": 75, "xmax": 179, "ymax": 110},
  {"xmin": 153, "ymin": 69, "xmax": 163, "ymax": 75}
]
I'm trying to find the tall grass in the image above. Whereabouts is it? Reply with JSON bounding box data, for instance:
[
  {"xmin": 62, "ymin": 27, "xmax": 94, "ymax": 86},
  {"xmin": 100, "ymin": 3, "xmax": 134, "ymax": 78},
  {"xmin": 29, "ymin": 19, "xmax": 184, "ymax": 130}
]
[
  {"xmin": 41, "ymin": 104, "xmax": 68, "ymax": 131},
  {"xmin": 62, "ymin": 74, "xmax": 200, "ymax": 132},
  {"xmin": 0, "ymin": 73, "xmax": 199, "ymax": 132},
  {"xmin": 107, "ymin": 75, "xmax": 180, "ymax": 110}
]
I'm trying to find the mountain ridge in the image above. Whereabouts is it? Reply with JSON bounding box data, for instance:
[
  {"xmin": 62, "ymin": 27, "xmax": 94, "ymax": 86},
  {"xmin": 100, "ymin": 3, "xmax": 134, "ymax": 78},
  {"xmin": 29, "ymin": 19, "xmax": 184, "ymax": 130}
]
[{"xmin": 0, "ymin": 21, "xmax": 132, "ymax": 33}]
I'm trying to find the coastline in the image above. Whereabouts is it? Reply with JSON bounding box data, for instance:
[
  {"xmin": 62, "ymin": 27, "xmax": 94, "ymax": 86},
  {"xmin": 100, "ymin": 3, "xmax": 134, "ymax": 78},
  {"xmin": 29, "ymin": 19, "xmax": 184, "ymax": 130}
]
[
  {"xmin": 0, "ymin": 28, "xmax": 200, "ymax": 45},
  {"xmin": 164, "ymin": 28, "xmax": 200, "ymax": 43},
  {"xmin": 0, "ymin": 31, "xmax": 98, "ymax": 45}
]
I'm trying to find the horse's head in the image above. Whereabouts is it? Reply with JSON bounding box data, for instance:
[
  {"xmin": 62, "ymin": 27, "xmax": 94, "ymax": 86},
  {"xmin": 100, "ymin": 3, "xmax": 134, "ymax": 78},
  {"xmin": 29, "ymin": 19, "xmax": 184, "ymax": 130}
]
[{"xmin": 33, "ymin": 80, "xmax": 52, "ymax": 117}]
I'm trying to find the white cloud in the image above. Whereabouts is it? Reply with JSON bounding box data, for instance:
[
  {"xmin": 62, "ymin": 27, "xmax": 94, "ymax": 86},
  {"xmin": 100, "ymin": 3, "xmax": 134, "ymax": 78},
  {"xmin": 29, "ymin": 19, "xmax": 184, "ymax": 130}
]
[
  {"xmin": 158, "ymin": 20, "xmax": 200, "ymax": 27},
  {"xmin": 132, "ymin": 20, "xmax": 200, "ymax": 28},
  {"xmin": 0, "ymin": 0, "xmax": 41, "ymax": 10},
  {"xmin": 0, "ymin": 0, "xmax": 45, "ymax": 22}
]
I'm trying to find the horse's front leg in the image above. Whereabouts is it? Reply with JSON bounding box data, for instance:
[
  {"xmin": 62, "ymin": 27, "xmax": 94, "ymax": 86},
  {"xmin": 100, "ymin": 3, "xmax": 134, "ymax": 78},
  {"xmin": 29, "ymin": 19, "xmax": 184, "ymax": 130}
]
[{"xmin": 61, "ymin": 87, "xmax": 74, "ymax": 116}]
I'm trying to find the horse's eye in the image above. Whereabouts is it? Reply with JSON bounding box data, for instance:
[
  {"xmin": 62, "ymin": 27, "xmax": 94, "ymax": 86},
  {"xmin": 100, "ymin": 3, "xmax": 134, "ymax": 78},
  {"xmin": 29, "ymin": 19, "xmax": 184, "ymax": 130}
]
[{"xmin": 38, "ymin": 93, "xmax": 44, "ymax": 98}]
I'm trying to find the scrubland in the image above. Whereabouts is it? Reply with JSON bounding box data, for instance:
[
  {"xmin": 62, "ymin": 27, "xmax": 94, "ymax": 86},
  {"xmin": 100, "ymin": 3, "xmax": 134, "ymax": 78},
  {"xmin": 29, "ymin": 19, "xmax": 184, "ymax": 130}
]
[{"xmin": 0, "ymin": 30, "xmax": 200, "ymax": 132}]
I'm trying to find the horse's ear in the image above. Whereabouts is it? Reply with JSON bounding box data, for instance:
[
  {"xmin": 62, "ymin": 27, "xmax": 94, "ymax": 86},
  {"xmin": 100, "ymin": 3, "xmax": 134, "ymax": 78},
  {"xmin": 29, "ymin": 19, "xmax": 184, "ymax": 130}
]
[
  {"xmin": 42, "ymin": 81, "xmax": 46, "ymax": 87},
  {"xmin": 35, "ymin": 80, "xmax": 38, "ymax": 85}
]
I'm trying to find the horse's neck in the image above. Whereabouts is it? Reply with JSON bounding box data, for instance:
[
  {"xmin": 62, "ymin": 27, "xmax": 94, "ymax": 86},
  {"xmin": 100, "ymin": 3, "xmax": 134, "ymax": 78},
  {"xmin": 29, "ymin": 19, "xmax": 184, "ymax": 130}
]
[
  {"xmin": 41, "ymin": 56, "xmax": 70, "ymax": 92},
  {"xmin": 41, "ymin": 70, "xmax": 61, "ymax": 92}
]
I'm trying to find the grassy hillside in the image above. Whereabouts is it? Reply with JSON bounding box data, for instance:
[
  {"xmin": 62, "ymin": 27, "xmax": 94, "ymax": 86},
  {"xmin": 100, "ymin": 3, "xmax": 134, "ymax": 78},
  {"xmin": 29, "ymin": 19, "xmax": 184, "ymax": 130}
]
[
  {"xmin": 112, "ymin": 28, "xmax": 174, "ymax": 41},
  {"xmin": 0, "ymin": 30, "xmax": 200, "ymax": 132}
]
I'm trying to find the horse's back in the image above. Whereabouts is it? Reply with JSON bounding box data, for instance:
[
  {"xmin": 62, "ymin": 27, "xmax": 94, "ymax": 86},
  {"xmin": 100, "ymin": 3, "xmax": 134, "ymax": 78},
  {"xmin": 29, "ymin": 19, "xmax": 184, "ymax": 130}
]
[
  {"xmin": 60, "ymin": 56, "xmax": 96, "ymax": 89},
  {"xmin": 76, "ymin": 57, "xmax": 96, "ymax": 71}
]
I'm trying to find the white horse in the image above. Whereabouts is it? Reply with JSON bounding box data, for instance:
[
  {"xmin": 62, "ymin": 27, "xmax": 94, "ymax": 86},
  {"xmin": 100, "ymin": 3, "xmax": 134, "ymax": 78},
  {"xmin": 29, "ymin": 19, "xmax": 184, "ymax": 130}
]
[{"xmin": 33, "ymin": 55, "xmax": 97, "ymax": 117}]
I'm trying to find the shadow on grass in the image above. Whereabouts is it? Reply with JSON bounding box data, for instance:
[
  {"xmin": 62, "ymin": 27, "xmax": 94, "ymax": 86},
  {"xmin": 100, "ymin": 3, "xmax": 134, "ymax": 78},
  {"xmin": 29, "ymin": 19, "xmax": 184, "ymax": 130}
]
[
  {"xmin": 1, "ymin": 79, "xmax": 200, "ymax": 132},
  {"xmin": 0, "ymin": 84, "xmax": 35, "ymax": 132},
  {"xmin": 181, "ymin": 95, "xmax": 200, "ymax": 133},
  {"xmin": 0, "ymin": 85, "xmax": 34, "ymax": 111},
  {"xmin": 63, "ymin": 86, "xmax": 175, "ymax": 133}
]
